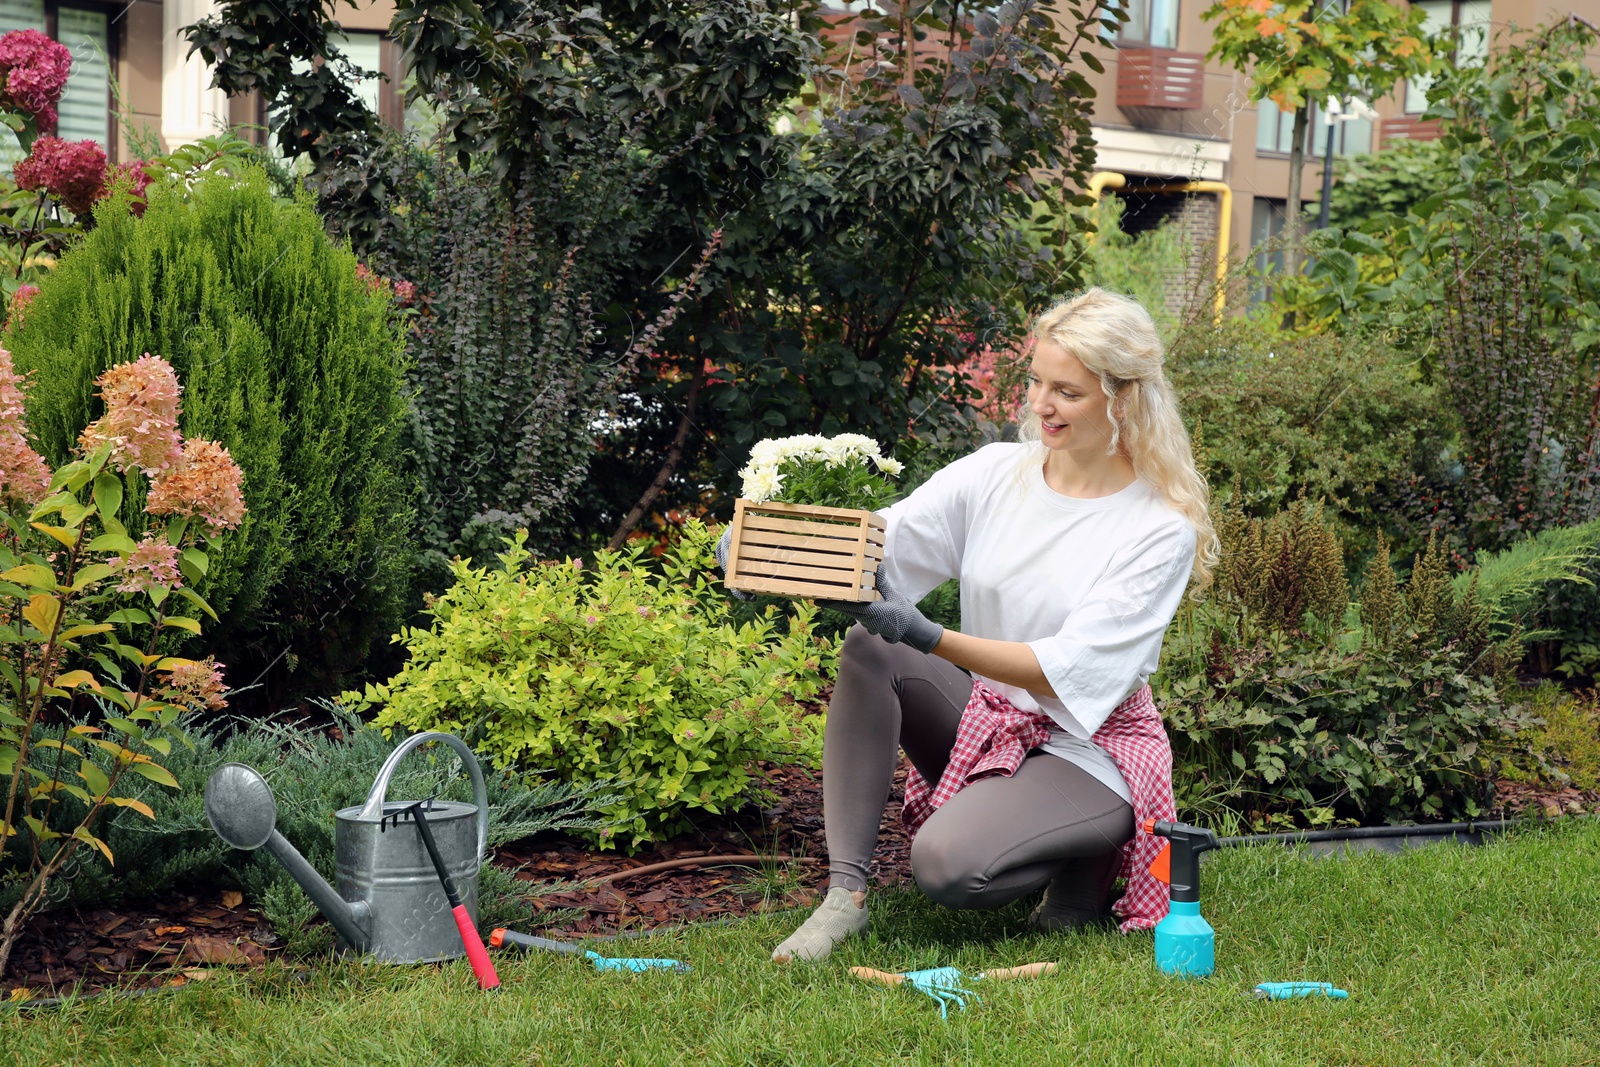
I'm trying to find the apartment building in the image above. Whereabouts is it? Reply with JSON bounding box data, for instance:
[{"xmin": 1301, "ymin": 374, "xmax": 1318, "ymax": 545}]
[
  {"xmin": 1080, "ymin": 0, "xmax": 1599, "ymax": 301},
  {"xmin": 5, "ymin": 0, "xmax": 1597, "ymax": 278}
]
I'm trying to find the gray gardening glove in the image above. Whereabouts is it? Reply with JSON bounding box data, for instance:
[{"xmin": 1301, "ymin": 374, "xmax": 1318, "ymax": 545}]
[
  {"xmin": 818, "ymin": 566, "xmax": 944, "ymax": 654},
  {"xmin": 714, "ymin": 526, "xmax": 754, "ymax": 601}
]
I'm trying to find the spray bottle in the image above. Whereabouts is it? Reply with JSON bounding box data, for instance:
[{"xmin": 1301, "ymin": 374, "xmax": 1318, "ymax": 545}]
[{"xmin": 1145, "ymin": 818, "xmax": 1220, "ymax": 977}]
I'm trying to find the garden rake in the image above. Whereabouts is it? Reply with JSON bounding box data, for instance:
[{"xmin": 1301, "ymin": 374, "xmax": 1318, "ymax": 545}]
[{"xmin": 849, "ymin": 962, "xmax": 1057, "ymax": 1018}]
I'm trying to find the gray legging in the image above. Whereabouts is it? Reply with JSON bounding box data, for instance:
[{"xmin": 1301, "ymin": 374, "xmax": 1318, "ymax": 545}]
[{"xmin": 825, "ymin": 627, "xmax": 1135, "ymax": 909}]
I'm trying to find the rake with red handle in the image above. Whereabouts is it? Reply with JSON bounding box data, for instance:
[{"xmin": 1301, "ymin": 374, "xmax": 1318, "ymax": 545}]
[{"xmin": 399, "ymin": 799, "xmax": 501, "ymax": 991}]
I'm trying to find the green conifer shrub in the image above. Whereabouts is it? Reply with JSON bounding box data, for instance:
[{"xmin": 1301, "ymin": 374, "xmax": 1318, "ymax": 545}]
[{"xmin": 5, "ymin": 169, "xmax": 413, "ymax": 697}]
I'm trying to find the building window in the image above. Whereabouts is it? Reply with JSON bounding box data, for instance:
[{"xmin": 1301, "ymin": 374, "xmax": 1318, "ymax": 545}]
[
  {"xmin": 265, "ymin": 30, "xmax": 402, "ymax": 160},
  {"xmin": 1108, "ymin": 0, "xmax": 1179, "ymax": 49},
  {"xmin": 1405, "ymin": 0, "xmax": 1491, "ymax": 113},
  {"xmin": 0, "ymin": 0, "xmax": 113, "ymax": 162},
  {"xmin": 1256, "ymin": 97, "xmax": 1373, "ymax": 158},
  {"xmin": 327, "ymin": 30, "xmax": 385, "ymax": 118},
  {"xmin": 1251, "ymin": 196, "xmax": 1287, "ymax": 302}
]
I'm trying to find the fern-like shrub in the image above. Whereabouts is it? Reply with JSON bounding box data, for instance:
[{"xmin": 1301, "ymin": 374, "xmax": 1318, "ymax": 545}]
[
  {"xmin": 1158, "ymin": 499, "xmax": 1531, "ymax": 831},
  {"xmin": 347, "ymin": 520, "xmax": 836, "ymax": 849},
  {"xmin": 6, "ymin": 168, "xmax": 413, "ymax": 696}
]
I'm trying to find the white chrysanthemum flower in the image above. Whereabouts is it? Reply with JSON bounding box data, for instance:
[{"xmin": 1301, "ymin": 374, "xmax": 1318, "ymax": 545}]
[
  {"xmin": 831, "ymin": 433, "xmax": 879, "ymax": 458},
  {"xmin": 742, "ymin": 465, "xmax": 784, "ymax": 503},
  {"xmin": 749, "ymin": 439, "xmax": 785, "ymax": 465},
  {"xmin": 875, "ymin": 456, "xmax": 904, "ymax": 476}
]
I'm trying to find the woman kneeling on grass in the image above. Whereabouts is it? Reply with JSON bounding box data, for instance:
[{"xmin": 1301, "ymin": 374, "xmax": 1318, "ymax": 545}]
[{"xmin": 766, "ymin": 288, "xmax": 1217, "ymax": 963}]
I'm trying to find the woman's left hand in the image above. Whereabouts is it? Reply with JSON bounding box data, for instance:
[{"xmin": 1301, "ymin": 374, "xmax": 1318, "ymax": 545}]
[{"xmin": 817, "ymin": 567, "xmax": 944, "ymax": 654}]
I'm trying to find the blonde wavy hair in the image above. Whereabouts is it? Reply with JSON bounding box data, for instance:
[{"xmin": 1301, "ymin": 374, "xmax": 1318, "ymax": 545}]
[{"xmin": 1021, "ymin": 288, "xmax": 1219, "ymax": 591}]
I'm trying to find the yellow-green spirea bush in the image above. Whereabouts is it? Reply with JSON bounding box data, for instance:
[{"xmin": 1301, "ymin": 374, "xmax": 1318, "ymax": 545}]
[{"xmin": 346, "ymin": 520, "xmax": 835, "ymax": 849}]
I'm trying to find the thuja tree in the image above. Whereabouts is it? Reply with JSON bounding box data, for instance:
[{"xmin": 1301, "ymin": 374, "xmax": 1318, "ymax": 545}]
[{"xmin": 7, "ymin": 169, "xmax": 413, "ymax": 702}]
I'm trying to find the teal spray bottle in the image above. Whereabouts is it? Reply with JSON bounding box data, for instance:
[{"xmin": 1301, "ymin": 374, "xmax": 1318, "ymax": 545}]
[{"xmin": 1145, "ymin": 819, "xmax": 1220, "ymax": 977}]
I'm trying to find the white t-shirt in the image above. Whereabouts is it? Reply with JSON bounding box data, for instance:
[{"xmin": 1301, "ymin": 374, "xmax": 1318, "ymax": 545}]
[{"xmin": 880, "ymin": 442, "xmax": 1197, "ymax": 803}]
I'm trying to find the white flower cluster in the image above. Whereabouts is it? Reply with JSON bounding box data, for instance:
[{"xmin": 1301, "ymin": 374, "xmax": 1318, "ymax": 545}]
[{"xmin": 739, "ymin": 433, "xmax": 904, "ymax": 503}]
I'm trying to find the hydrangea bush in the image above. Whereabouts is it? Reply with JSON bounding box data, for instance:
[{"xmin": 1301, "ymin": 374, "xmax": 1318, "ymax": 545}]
[
  {"xmin": 739, "ymin": 433, "xmax": 904, "ymax": 512},
  {"xmin": 0, "ymin": 29, "xmax": 69, "ymax": 143},
  {"xmin": 0, "ymin": 349, "xmax": 242, "ymax": 980}
]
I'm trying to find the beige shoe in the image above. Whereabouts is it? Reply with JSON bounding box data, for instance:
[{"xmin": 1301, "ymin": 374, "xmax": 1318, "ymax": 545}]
[{"xmin": 771, "ymin": 887, "xmax": 868, "ymax": 963}]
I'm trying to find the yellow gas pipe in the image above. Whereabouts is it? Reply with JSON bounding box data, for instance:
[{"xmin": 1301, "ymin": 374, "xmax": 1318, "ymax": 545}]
[{"xmin": 1086, "ymin": 171, "xmax": 1232, "ymax": 320}]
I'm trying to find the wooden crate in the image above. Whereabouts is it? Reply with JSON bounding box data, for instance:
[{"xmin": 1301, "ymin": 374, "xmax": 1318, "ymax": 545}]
[{"xmin": 723, "ymin": 499, "xmax": 885, "ymax": 602}]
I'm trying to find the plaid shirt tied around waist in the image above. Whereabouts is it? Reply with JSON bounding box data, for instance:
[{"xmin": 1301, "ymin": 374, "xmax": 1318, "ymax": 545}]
[{"xmin": 900, "ymin": 680, "xmax": 1177, "ymax": 933}]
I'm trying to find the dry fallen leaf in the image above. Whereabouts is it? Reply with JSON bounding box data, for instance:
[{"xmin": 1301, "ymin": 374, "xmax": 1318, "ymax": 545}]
[
  {"xmin": 153, "ymin": 925, "xmax": 187, "ymax": 936},
  {"xmin": 8, "ymin": 987, "xmax": 34, "ymax": 1003},
  {"xmin": 179, "ymin": 937, "xmax": 252, "ymax": 966},
  {"xmin": 221, "ymin": 890, "xmax": 243, "ymax": 910},
  {"xmin": 182, "ymin": 969, "xmax": 214, "ymax": 981}
]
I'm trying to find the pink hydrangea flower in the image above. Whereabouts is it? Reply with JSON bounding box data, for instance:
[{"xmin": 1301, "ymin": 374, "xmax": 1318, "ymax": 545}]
[
  {"xmin": 145, "ymin": 439, "xmax": 246, "ymax": 532},
  {"xmin": 8, "ymin": 284, "xmax": 39, "ymax": 325},
  {"xmin": 78, "ymin": 354, "xmax": 184, "ymax": 474},
  {"xmin": 160, "ymin": 656, "xmax": 228, "ymax": 711},
  {"xmin": 110, "ymin": 534, "xmax": 181, "ymax": 593},
  {"xmin": 0, "ymin": 29, "xmax": 71, "ymax": 132},
  {"xmin": 14, "ymin": 136, "xmax": 108, "ymax": 218},
  {"xmin": 0, "ymin": 345, "xmax": 51, "ymax": 509}
]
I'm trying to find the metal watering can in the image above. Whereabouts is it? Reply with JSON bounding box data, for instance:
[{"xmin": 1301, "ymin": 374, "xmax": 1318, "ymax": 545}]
[{"xmin": 203, "ymin": 732, "xmax": 489, "ymax": 964}]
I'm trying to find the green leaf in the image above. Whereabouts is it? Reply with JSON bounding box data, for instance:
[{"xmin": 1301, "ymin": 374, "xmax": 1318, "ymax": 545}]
[
  {"xmin": 87, "ymin": 533, "xmax": 138, "ymax": 554},
  {"xmin": 104, "ymin": 608, "xmax": 153, "ymax": 626},
  {"xmin": 178, "ymin": 548, "xmax": 208, "ymax": 586},
  {"xmin": 92, "ymin": 473, "xmax": 123, "ymax": 520},
  {"xmin": 69, "ymin": 563, "xmax": 115, "ymax": 591},
  {"xmin": 162, "ymin": 615, "xmax": 202, "ymax": 635},
  {"xmin": 171, "ymin": 586, "xmax": 219, "ymax": 621},
  {"xmin": 1, "ymin": 564, "xmax": 56, "ymax": 591},
  {"xmin": 63, "ymin": 617, "xmax": 111, "ymax": 647},
  {"xmin": 126, "ymin": 759, "xmax": 179, "ymax": 788},
  {"xmin": 79, "ymin": 759, "xmax": 110, "ymax": 796},
  {"xmin": 72, "ymin": 825, "xmax": 114, "ymax": 863},
  {"xmin": 30, "ymin": 523, "xmax": 77, "ymax": 549},
  {"xmin": 165, "ymin": 516, "xmax": 189, "ymax": 546}
]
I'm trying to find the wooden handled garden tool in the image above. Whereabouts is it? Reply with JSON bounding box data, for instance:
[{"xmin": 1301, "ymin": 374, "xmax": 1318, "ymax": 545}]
[
  {"xmin": 849, "ymin": 962, "xmax": 1058, "ymax": 1017},
  {"xmin": 396, "ymin": 799, "xmax": 500, "ymax": 991}
]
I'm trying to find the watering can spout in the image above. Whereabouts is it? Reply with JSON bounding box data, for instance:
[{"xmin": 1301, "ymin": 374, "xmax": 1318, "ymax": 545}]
[
  {"xmin": 262, "ymin": 829, "xmax": 373, "ymax": 950},
  {"xmin": 204, "ymin": 762, "xmax": 373, "ymax": 953}
]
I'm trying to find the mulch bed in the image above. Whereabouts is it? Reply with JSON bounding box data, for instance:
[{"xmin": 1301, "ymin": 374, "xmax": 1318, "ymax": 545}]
[
  {"xmin": 4, "ymin": 760, "xmax": 1595, "ymax": 1005},
  {"xmin": 496, "ymin": 761, "xmax": 915, "ymax": 935},
  {"xmin": 3, "ymin": 889, "xmax": 279, "ymax": 1005},
  {"xmin": 0, "ymin": 759, "xmax": 913, "ymax": 1004}
]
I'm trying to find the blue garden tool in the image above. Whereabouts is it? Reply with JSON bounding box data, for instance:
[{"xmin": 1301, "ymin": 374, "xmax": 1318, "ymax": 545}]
[
  {"xmin": 488, "ymin": 928, "xmax": 689, "ymax": 973},
  {"xmin": 585, "ymin": 950, "xmax": 690, "ymax": 974},
  {"xmin": 850, "ymin": 962, "xmax": 1057, "ymax": 1018},
  {"xmin": 1252, "ymin": 982, "xmax": 1349, "ymax": 1001}
]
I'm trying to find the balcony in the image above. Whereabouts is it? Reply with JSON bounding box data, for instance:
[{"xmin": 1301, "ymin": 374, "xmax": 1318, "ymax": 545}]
[
  {"xmin": 1380, "ymin": 115, "xmax": 1443, "ymax": 144},
  {"xmin": 1117, "ymin": 47, "xmax": 1206, "ymax": 112}
]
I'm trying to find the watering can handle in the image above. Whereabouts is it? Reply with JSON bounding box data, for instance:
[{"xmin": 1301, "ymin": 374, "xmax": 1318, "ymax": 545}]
[{"xmin": 356, "ymin": 732, "xmax": 489, "ymax": 860}]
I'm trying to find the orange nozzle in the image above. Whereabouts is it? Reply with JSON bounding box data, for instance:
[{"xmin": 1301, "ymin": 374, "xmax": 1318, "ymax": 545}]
[
  {"xmin": 1147, "ymin": 841, "xmax": 1172, "ymax": 885},
  {"xmin": 1143, "ymin": 818, "xmax": 1156, "ymax": 834},
  {"xmin": 489, "ymin": 928, "xmax": 506, "ymax": 949}
]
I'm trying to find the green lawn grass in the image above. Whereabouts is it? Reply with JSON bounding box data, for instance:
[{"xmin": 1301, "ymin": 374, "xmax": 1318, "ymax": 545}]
[{"xmin": 7, "ymin": 819, "xmax": 1599, "ymax": 1067}]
